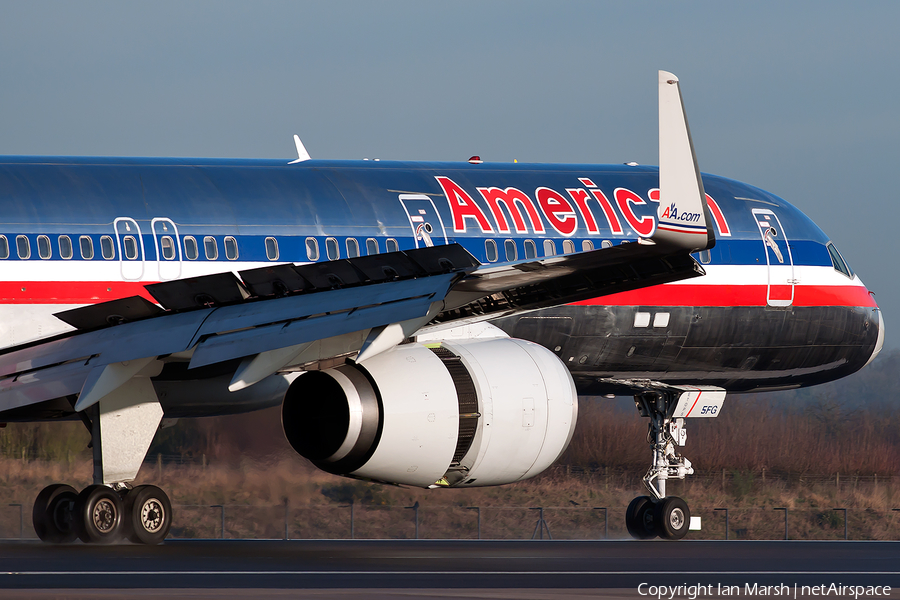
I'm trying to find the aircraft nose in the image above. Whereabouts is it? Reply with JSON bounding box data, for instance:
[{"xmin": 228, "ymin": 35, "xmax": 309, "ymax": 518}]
[{"xmin": 864, "ymin": 306, "xmax": 885, "ymax": 368}]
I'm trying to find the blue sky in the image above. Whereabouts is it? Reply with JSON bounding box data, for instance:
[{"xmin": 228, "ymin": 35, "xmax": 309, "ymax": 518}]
[{"xmin": 1, "ymin": 1, "xmax": 897, "ymax": 346}]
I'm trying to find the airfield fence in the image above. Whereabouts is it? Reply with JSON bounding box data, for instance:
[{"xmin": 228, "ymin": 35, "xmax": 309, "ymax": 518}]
[
  {"xmin": 143, "ymin": 456, "xmax": 900, "ymax": 491},
  {"xmin": 2, "ymin": 502, "xmax": 900, "ymax": 541}
]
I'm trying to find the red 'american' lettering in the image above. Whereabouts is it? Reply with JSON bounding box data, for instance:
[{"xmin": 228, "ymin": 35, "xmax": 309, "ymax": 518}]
[
  {"xmin": 436, "ymin": 175, "xmax": 714, "ymax": 240},
  {"xmin": 435, "ymin": 176, "xmax": 494, "ymax": 233},
  {"xmin": 476, "ymin": 187, "xmax": 546, "ymax": 234},
  {"xmin": 578, "ymin": 178, "xmax": 624, "ymax": 235},
  {"xmin": 535, "ymin": 187, "xmax": 577, "ymax": 236},
  {"xmin": 565, "ymin": 188, "xmax": 600, "ymax": 234},
  {"xmin": 704, "ymin": 194, "xmax": 731, "ymax": 236},
  {"xmin": 614, "ymin": 188, "xmax": 655, "ymax": 237}
]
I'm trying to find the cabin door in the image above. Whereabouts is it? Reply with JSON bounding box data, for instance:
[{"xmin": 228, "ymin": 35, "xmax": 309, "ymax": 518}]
[
  {"xmin": 151, "ymin": 218, "xmax": 182, "ymax": 280},
  {"xmin": 114, "ymin": 217, "xmax": 145, "ymax": 281},
  {"xmin": 752, "ymin": 208, "xmax": 795, "ymax": 307}
]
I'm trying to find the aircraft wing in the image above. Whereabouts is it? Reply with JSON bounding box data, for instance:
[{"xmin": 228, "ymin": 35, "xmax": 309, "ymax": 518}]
[{"xmin": 0, "ymin": 236, "xmax": 705, "ymax": 417}]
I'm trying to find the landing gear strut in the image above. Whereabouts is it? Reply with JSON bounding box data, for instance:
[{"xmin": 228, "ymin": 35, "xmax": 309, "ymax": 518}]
[{"xmin": 624, "ymin": 390, "xmax": 694, "ymax": 540}]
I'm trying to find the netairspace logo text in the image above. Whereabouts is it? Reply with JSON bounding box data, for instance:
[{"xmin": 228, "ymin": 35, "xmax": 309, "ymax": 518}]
[{"xmin": 637, "ymin": 583, "xmax": 892, "ymax": 600}]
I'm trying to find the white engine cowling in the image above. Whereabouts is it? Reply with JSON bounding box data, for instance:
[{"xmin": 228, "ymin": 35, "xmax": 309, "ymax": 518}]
[{"xmin": 281, "ymin": 337, "xmax": 578, "ymax": 488}]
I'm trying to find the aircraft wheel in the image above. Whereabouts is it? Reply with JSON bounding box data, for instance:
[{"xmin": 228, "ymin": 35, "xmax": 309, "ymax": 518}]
[
  {"xmin": 654, "ymin": 496, "xmax": 690, "ymax": 540},
  {"xmin": 33, "ymin": 484, "xmax": 79, "ymax": 544},
  {"xmin": 625, "ymin": 495, "xmax": 657, "ymax": 539},
  {"xmin": 124, "ymin": 485, "xmax": 172, "ymax": 545},
  {"xmin": 75, "ymin": 484, "xmax": 125, "ymax": 544}
]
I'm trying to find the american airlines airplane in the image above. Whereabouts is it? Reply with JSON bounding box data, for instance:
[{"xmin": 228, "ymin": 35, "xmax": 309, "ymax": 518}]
[{"xmin": 0, "ymin": 72, "xmax": 882, "ymax": 544}]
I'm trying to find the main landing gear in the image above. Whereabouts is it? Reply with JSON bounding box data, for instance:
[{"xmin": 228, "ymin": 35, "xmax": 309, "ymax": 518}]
[
  {"xmin": 33, "ymin": 482, "xmax": 172, "ymax": 545},
  {"xmin": 624, "ymin": 389, "xmax": 708, "ymax": 540},
  {"xmin": 33, "ymin": 369, "xmax": 171, "ymax": 544}
]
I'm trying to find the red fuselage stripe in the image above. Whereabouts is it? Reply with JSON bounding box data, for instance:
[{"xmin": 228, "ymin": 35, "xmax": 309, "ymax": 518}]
[
  {"xmin": 0, "ymin": 281, "xmax": 878, "ymax": 309},
  {"xmin": 571, "ymin": 283, "xmax": 877, "ymax": 308},
  {"xmin": 0, "ymin": 282, "xmax": 158, "ymax": 304}
]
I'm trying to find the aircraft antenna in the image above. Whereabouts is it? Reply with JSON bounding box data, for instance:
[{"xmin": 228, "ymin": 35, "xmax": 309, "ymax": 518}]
[{"xmin": 289, "ymin": 134, "xmax": 311, "ymax": 164}]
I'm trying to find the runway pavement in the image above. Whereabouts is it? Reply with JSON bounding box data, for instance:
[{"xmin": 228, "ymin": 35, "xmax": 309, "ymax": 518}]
[{"xmin": 0, "ymin": 539, "xmax": 897, "ymax": 599}]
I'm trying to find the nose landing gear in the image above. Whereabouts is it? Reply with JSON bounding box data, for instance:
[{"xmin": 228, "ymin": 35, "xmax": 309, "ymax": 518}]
[
  {"xmin": 622, "ymin": 384, "xmax": 725, "ymax": 540},
  {"xmin": 654, "ymin": 496, "xmax": 691, "ymax": 540},
  {"xmin": 625, "ymin": 495, "xmax": 658, "ymax": 540}
]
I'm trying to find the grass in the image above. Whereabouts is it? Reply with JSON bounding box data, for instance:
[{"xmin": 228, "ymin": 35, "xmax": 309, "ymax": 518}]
[
  {"xmin": 0, "ymin": 394, "xmax": 898, "ymax": 540},
  {"xmin": 564, "ymin": 397, "xmax": 900, "ymax": 476},
  {"xmin": 0, "ymin": 453, "xmax": 897, "ymax": 541}
]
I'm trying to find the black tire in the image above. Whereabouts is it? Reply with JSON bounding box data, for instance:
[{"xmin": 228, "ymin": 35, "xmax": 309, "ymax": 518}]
[
  {"xmin": 625, "ymin": 496, "xmax": 657, "ymax": 539},
  {"xmin": 33, "ymin": 484, "xmax": 79, "ymax": 544},
  {"xmin": 74, "ymin": 484, "xmax": 125, "ymax": 544},
  {"xmin": 124, "ymin": 485, "xmax": 172, "ymax": 545},
  {"xmin": 654, "ymin": 496, "xmax": 690, "ymax": 540}
]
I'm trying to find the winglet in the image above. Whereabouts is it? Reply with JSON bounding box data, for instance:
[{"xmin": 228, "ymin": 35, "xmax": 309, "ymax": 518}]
[
  {"xmin": 654, "ymin": 71, "xmax": 715, "ymax": 252},
  {"xmin": 289, "ymin": 134, "xmax": 311, "ymax": 164}
]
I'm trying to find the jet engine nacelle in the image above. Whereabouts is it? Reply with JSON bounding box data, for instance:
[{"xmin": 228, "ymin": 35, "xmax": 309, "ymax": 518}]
[{"xmin": 282, "ymin": 337, "xmax": 578, "ymax": 488}]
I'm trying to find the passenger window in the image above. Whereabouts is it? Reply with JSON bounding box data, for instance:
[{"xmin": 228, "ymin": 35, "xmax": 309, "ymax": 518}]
[
  {"xmin": 0, "ymin": 236, "xmax": 8, "ymax": 259},
  {"xmin": 504, "ymin": 239, "xmax": 517, "ymax": 261},
  {"xmin": 184, "ymin": 236, "xmax": 198, "ymax": 260},
  {"xmin": 582, "ymin": 240, "xmax": 594, "ymax": 252},
  {"xmin": 326, "ymin": 237, "xmax": 339, "ymax": 260},
  {"xmin": 59, "ymin": 235, "xmax": 73, "ymax": 259},
  {"xmin": 543, "ymin": 239, "xmax": 556, "ymax": 257},
  {"xmin": 601, "ymin": 240, "xmax": 613, "ymax": 249},
  {"xmin": 699, "ymin": 250, "xmax": 711, "ymax": 264},
  {"xmin": 563, "ymin": 239, "xmax": 576, "ymax": 254},
  {"xmin": 826, "ymin": 242, "xmax": 853, "ymax": 278},
  {"xmin": 161, "ymin": 236, "xmax": 176, "ymax": 260},
  {"xmin": 16, "ymin": 236, "xmax": 30, "ymax": 259},
  {"xmin": 485, "ymin": 239, "xmax": 498, "ymax": 262},
  {"xmin": 524, "ymin": 239, "xmax": 537, "ymax": 259},
  {"xmin": 366, "ymin": 238, "xmax": 379, "ymax": 255},
  {"xmin": 265, "ymin": 237, "xmax": 279, "ymax": 261},
  {"xmin": 37, "ymin": 235, "xmax": 51, "ymax": 259},
  {"xmin": 224, "ymin": 236, "xmax": 238, "ymax": 260},
  {"xmin": 80, "ymin": 236, "xmax": 94, "ymax": 259},
  {"xmin": 204, "ymin": 236, "xmax": 218, "ymax": 260},
  {"xmin": 346, "ymin": 238, "xmax": 359, "ymax": 259},
  {"xmin": 306, "ymin": 237, "xmax": 319, "ymax": 261},
  {"xmin": 100, "ymin": 236, "xmax": 115, "ymax": 260},
  {"xmin": 386, "ymin": 238, "xmax": 398, "ymax": 253},
  {"xmin": 123, "ymin": 236, "xmax": 138, "ymax": 260}
]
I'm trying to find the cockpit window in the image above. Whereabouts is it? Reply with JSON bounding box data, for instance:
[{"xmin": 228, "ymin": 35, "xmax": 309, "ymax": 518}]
[{"xmin": 826, "ymin": 242, "xmax": 853, "ymax": 278}]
